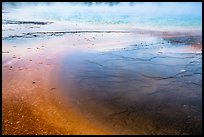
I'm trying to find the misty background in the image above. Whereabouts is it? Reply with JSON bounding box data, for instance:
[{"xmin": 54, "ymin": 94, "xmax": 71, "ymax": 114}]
[{"xmin": 2, "ymin": 2, "xmax": 202, "ymax": 31}]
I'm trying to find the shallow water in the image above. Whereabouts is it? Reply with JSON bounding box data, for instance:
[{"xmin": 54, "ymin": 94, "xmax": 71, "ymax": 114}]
[
  {"xmin": 2, "ymin": 2, "xmax": 202, "ymax": 38},
  {"xmin": 2, "ymin": 28, "xmax": 202, "ymax": 135},
  {"xmin": 2, "ymin": 2, "xmax": 202, "ymax": 135},
  {"xmin": 58, "ymin": 34, "xmax": 202, "ymax": 134}
]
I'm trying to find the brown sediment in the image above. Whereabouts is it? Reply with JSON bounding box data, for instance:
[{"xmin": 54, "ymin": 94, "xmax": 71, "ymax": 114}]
[
  {"xmin": 2, "ymin": 30, "xmax": 202, "ymax": 135},
  {"xmin": 2, "ymin": 65, "xmax": 112, "ymax": 135},
  {"xmin": 2, "ymin": 41, "xmax": 113, "ymax": 135},
  {"xmin": 184, "ymin": 44, "xmax": 202, "ymax": 53}
]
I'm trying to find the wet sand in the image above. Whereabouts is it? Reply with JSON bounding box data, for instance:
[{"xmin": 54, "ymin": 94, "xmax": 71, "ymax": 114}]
[
  {"xmin": 2, "ymin": 38, "xmax": 113, "ymax": 135},
  {"xmin": 2, "ymin": 30, "xmax": 202, "ymax": 135}
]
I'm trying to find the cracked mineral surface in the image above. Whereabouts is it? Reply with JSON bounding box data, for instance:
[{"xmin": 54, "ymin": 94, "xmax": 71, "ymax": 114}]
[
  {"xmin": 2, "ymin": 28, "xmax": 202, "ymax": 135},
  {"xmin": 59, "ymin": 33, "xmax": 202, "ymax": 135},
  {"xmin": 2, "ymin": 2, "xmax": 202, "ymax": 135}
]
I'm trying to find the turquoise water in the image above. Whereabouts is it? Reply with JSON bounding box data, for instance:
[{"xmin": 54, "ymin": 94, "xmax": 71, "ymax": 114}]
[
  {"xmin": 2, "ymin": 2, "xmax": 202, "ymax": 31},
  {"xmin": 57, "ymin": 14, "xmax": 201, "ymax": 30}
]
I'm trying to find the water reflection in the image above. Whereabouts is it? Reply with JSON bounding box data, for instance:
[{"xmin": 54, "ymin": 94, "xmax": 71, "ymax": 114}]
[
  {"xmin": 2, "ymin": 2, "xmax": 202, "ymax": 135},
  {"xmin": 59, "ymin": 35, "xmax": 202, "ymax": 134}
]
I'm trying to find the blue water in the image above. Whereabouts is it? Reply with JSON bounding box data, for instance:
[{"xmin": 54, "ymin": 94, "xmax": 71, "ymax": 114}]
[
  {"xmin": 2, "ymin": 2, "xmax": 202, "ymax": 31},
  {"xmin": 60, "ymin": 14, "xmax": 201, "ymax": 29}
]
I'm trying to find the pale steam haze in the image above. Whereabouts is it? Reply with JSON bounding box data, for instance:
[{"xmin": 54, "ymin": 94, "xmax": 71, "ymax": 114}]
[
  {"xmin": 2, "ymin": 2, "xmax": 202, "ymax": 31},
  {"xmin": 2, "ymin": 2, "xmax": 202, "ymax": 16}
]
